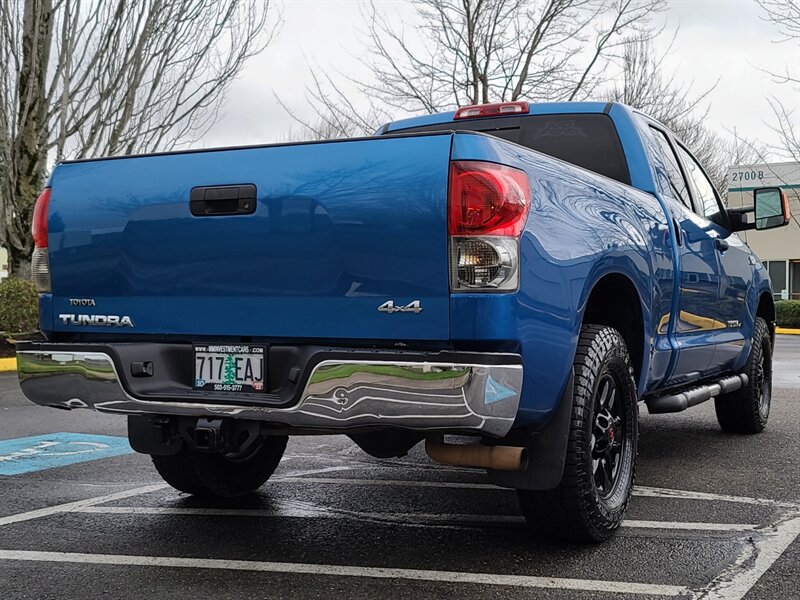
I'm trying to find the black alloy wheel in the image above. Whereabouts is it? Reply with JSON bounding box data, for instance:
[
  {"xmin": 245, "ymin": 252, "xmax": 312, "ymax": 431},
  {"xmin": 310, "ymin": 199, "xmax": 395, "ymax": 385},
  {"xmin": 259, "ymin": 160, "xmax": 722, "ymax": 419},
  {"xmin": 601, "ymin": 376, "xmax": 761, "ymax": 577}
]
[{"xmin": 591, "ymin": 373, "xmax": 627, "ymax": 499}]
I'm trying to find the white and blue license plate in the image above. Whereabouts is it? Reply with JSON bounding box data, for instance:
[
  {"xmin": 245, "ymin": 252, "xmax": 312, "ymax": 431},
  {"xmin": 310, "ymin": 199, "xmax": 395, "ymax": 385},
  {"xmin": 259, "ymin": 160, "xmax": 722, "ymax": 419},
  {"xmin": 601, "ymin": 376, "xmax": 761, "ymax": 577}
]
[{"xmin": 194, "ymin": 345, "xmax": 265, "ymax": 393}]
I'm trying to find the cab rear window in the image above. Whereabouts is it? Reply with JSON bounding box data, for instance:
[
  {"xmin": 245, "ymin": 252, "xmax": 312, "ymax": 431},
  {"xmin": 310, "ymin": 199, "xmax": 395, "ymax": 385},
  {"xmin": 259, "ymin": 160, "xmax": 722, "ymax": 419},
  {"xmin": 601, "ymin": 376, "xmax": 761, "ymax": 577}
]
[{"xmin": 391, "ymin": 113, "xmax": 631, "ymax": 186}]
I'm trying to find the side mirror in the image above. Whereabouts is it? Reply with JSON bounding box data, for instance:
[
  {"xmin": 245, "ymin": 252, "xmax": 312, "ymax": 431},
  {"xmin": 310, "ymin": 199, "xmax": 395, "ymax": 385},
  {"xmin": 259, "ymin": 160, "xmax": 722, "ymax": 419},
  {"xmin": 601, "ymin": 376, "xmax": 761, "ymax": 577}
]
[
  {"xmin": 728, "ymin": 187, "xmax": 791, "ymax": 232},
  {"xmin": 754, "ymin": 187, "xmax": 790, "ymax": 230}
]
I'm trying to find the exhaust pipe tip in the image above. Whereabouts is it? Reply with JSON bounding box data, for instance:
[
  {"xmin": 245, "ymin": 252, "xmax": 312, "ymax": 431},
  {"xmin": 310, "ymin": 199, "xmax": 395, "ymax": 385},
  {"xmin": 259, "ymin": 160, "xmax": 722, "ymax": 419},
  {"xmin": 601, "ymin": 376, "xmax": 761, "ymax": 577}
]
[{"xmin": 425, "ymin": 437, "xmax": 527, "ymax": 471}]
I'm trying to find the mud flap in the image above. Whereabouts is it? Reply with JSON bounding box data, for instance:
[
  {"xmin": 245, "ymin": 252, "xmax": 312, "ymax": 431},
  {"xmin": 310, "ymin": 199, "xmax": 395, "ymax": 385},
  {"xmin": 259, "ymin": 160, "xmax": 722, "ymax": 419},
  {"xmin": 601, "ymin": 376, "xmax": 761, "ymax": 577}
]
[{"xmin": 487, "ymin": 368, "xmax": 574, "ymax": 490}]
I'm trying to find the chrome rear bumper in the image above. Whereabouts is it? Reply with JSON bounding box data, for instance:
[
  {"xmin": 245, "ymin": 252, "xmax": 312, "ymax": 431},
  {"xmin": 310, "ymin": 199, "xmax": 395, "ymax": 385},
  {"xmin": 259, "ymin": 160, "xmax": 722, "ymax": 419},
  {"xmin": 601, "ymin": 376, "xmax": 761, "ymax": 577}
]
[{"xmin": 17, "ymin": 347, "xmax": 523, "ymax": 437}]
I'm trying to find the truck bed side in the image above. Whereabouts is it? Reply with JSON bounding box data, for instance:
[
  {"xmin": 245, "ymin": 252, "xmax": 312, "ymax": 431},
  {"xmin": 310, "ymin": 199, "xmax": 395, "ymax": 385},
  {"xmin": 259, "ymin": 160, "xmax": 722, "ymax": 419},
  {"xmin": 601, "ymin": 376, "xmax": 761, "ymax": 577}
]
[{"xmin": 447, "ymin": 132, "xmax": 674, "ymax": 422}]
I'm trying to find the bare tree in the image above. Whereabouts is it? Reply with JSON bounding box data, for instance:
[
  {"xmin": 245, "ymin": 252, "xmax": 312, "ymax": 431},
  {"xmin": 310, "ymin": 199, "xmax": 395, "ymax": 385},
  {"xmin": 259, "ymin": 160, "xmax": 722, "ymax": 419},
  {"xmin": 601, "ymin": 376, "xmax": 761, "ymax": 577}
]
[
  {"xmin": 277, "ymin": 70, "xmax": 386, "ymax": 141},
  {"xmin": 766, "ymin": 97, "xmax": 800, "ymax": 162},
  {"xmin": 363, "ymin": 0, "xmax": 665, "ymax": 109},
  {"xmin": 604, "ymin": 35, "xmax": 711, "ymax": 126},
  {"xmin": 756, "ymin": 0, "xmax": 800, "ymax": 161},
  {"xmin": 281, "ymin": 118, "xmax": 366, "ymax": 143},
  {"xmin": 0, "ymin": 0, "xmax": 278, "ymax": 275},
  {"xmin": 607, "ymin": 35, "xmax": 775, "ymax": 192},
  {"xmin": 603, "ymin": 34, "xmax": 731, "ymax": 186},
  {"xmin": 758, "ymin": 0, "xmax": 800, "ymax": 38},
  {"xmin": 287, "ymin": 0, "xmax": 665, "ymax": 138}
]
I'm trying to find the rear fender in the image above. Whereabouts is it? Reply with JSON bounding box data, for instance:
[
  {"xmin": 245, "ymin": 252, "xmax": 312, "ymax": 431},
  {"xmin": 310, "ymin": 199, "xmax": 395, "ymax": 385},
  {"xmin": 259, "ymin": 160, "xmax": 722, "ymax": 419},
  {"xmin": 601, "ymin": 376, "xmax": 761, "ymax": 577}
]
[{"xmin": 450, "ymin": 133, "xmax": 670, "ymax": 424}]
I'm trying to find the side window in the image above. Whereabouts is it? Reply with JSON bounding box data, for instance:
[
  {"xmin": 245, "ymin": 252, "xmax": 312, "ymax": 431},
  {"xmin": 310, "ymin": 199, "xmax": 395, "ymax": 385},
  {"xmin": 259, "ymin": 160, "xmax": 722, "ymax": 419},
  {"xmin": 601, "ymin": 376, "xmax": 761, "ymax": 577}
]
[
  {"xmin": 676, "ymin": 145, "xmax": 722, "ymax": 221},
  {"xmin": 648, "ymin": 127, "xmax": 693, "ymax": 210}
]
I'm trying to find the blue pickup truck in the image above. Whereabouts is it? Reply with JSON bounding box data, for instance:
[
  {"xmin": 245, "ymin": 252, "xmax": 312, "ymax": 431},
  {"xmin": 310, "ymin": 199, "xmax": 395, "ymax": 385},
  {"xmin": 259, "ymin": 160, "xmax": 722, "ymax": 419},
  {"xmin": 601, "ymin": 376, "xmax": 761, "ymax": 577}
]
[{"xmin": 17, "ymin": 101, "xmax": 791, "ymax": 542}]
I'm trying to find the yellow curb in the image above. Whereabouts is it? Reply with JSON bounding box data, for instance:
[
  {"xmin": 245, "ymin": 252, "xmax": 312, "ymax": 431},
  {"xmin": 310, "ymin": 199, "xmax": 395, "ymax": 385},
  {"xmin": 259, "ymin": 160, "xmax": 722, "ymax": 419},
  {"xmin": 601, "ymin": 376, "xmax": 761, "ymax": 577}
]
[{"xmin": 776, "ymin": 327, "xmax": 800, "ymax": 335}]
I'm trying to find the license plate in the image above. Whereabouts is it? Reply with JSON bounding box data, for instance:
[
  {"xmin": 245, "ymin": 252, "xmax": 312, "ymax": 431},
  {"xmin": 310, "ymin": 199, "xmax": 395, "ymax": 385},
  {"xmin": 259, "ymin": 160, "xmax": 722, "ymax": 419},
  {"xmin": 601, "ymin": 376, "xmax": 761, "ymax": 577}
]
[{"xmin": 193, "ymin": 345, "xmax": 265, "ymax": 393}]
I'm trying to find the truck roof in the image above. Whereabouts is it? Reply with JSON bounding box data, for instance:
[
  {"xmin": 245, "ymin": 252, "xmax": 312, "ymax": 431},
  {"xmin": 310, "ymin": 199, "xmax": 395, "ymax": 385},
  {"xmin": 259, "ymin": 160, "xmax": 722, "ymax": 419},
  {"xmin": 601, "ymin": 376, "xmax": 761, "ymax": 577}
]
[{"xmin": 384, "ymin": 101, "xmax": 615, "ymax": 133}]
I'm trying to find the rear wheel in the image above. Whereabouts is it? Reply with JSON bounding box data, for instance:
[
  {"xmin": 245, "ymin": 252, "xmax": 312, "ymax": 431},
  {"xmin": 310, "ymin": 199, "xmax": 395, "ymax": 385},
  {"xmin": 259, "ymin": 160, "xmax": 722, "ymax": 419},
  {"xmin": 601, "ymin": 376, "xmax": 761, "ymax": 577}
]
[
  {"xmin": 715, "ymin": 317, "xmax": 772, "ymax": 434},
  {"xmin": 518, "ymin": 325, "xmax": 638, "ymax": 542},
  {"xmin": 151, "ymin": 435, "xmax": 288, "ymax": 498}
]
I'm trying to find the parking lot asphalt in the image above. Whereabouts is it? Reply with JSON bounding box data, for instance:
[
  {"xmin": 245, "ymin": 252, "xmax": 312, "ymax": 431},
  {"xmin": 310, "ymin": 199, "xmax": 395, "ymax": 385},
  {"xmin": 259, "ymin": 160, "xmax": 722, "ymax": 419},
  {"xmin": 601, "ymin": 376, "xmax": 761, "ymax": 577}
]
[{"xmin": 0, "ymin": 336, "xmax": 798, "ymax": 599}]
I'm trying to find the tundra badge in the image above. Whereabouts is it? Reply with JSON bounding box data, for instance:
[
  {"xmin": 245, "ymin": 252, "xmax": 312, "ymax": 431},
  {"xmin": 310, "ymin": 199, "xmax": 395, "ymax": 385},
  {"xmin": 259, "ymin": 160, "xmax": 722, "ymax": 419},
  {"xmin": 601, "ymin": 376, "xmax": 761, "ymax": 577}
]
[{"xmin": 58, "ymin": 314, "xmax": 134, "ymax": 327}]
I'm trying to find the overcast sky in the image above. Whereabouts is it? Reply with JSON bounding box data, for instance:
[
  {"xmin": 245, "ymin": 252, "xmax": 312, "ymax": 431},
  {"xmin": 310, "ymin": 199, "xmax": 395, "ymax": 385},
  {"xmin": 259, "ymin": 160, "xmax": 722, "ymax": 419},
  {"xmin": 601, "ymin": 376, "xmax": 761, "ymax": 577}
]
[{"xmin": 203, "ymin": 0, "xmax": 798, "ymax": 155}]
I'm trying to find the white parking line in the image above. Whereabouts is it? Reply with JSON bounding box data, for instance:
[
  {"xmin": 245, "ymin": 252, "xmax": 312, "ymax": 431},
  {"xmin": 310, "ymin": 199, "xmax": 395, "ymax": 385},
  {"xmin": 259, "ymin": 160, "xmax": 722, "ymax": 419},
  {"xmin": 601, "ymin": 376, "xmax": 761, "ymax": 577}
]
[
  {"xmin": 0, "ymin": 484, "xmax": 167, "ymax": 527},
  {"xmin": 1, "ymin": 469, "xmax": 796, "ymax": 598},
  {"xmin": 0, "ymin": 465, "xmax": 353, "ymax": 529},
  {"xmin": 274, "ymin": 476, "xmax": 800, "ymax": 509},
  {"xmin": 624, "ymin": 520, "xmax": 759, "ymax": 532},
  {"xmin": 72, "ymin": 504, "xmax": 761, "ymax": 532},
  {"xmin": 285, "ymin": 452, "xmax": 479, "ymax": 473},
  {"xmin": 693, "ymin": 510, "xmax": 800, "ymax": 600},
  {"xmin": 635, "ymin": 485, "xmax": 799, "ymax": 510},
  {"xmin": 276, "ymin": 476, "xmax": 497, "ymax": 489},
  {"xmin": 0, "ymin": 549, "xmax": 689, "ymax": 597},
  {"xmin": 265, "ymin": 475, "xmax": 800, "ymax": 598},
  {"xmin": 274, "ymin": 465, "xmax": 355, "ymax": 479}
]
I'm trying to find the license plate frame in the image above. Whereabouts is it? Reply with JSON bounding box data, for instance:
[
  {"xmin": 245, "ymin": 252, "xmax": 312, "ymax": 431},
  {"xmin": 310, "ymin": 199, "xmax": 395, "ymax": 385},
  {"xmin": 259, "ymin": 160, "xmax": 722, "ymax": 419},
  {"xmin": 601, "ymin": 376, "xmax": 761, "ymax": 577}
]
[{"xmin": 193, "ymin": 344, "xmax": 266, "ymax": 393}]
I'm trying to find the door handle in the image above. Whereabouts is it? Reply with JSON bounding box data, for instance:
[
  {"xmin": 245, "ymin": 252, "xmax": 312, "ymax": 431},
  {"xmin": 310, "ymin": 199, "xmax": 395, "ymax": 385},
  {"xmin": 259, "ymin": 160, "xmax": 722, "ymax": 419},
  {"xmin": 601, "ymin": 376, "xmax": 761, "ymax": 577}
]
[
  {"xmin": 190, "ymin": 184, "xmax": 257, "ymax": 216},
  {"xmin": 715, "ymin": 238, "xmax": 729, "ymax": 252}
]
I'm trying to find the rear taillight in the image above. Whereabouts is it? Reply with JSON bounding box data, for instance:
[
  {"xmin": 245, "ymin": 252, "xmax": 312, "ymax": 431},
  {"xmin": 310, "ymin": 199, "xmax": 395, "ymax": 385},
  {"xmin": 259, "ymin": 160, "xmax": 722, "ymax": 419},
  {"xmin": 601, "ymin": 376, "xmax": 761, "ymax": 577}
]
[
  {"xmin": 448, "ymin": 162, "xmax": 530, "ymax": 236},
  {"xmin": 31, "ymin": 188, "xmax": 51, "ymax": 293},
  {"xmin": 448, "ymin": 161, "xmax": 530, "ymax": 292}
]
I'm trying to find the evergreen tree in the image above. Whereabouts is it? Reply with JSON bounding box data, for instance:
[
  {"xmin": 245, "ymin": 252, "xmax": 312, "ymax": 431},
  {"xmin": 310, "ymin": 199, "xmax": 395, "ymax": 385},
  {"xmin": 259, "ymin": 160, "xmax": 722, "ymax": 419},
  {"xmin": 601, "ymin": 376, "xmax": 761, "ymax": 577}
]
[{"xmin": 223, "ymin": 355, "xmax": 237, "ymax": 384}]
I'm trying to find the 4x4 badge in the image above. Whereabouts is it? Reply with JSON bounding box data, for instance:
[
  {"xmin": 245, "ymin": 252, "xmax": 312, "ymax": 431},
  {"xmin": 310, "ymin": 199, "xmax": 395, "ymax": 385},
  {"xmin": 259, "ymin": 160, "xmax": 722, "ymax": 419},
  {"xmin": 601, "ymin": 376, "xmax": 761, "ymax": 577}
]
[{"xmin": 378, "ymin": 300, "xmax": 423, "ymax": 314}]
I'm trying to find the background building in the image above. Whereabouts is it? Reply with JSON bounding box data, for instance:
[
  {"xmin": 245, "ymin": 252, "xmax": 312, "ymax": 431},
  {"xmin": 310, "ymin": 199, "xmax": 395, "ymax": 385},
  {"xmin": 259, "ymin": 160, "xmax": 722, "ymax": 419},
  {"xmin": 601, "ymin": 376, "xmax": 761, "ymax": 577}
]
[{"xmin": 727, "ymin": 162, "xmax": 800, "ymax": 300}]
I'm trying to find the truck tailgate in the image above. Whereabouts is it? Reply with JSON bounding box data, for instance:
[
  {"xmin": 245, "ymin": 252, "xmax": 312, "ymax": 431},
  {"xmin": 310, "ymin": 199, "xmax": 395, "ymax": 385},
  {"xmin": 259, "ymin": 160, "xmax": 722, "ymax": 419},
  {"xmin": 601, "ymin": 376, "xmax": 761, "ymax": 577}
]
[{"xmin": 46, "ymin": 134, "xmax": 452, "ymax": 340}]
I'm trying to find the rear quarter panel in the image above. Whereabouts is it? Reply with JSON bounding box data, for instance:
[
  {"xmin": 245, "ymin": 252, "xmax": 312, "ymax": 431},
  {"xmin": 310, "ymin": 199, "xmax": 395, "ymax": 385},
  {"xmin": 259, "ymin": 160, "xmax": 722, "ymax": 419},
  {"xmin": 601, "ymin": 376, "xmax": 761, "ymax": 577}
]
[{"xmin": 449, "ymin": 132, "xmax": 674, "ymax": 425}]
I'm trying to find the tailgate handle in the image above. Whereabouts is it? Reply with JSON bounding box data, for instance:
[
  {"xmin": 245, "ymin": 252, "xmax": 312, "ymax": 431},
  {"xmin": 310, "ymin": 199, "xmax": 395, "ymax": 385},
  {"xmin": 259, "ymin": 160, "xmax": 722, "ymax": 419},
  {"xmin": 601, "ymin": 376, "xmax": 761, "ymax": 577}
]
[{"xmin": 190, "ymin": 184, "xmax": 257, "ymax": 216}]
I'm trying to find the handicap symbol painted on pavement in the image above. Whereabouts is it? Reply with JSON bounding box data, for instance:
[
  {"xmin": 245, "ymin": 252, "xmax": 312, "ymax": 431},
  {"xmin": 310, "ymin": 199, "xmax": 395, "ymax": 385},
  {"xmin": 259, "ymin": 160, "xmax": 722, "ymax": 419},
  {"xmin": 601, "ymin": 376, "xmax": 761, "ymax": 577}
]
[{"xmin": 0, "ymin": 433, "xmax": 132, "ymax": 476}]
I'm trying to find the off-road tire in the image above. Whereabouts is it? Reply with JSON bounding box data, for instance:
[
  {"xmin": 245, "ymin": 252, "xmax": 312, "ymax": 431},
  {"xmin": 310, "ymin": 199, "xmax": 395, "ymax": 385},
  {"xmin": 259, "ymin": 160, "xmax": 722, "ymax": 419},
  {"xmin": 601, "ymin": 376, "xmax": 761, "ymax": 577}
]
[
  {"xmin": 518, "ymin": 325, "xmax": 639, "ymax": 543},
  {"xmin": 714, "ymin": 317, "xmax": 772, "ymax": 434},
  {"xmin": 151, "ymin": 435, "xmax": 288, "ymax": 497}
]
